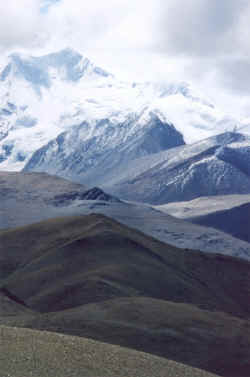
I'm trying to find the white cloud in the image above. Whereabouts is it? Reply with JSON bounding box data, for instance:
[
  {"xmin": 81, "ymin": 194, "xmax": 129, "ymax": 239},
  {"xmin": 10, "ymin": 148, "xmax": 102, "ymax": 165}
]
[
  {"xmin": 153, "ymin": 0, "xmax": 249, "ymax": 56},
  {"xmin": 0, "ymin": 0, "xmax": 42, "ymax": 51},
  {"xmin": 39, "ymin": 0, "xmax": 169, "ymax": 60},
  {"xmin": 1, "ymin": 0, "xmax": 250, "ymax": 118}
]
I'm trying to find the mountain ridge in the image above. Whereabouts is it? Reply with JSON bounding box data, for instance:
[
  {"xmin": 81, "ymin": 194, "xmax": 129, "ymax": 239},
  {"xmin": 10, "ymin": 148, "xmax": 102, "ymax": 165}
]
[
  {"xmin": 2, "ymin": 170, "xmax": 250, "ymax": 260},
  {"xmin": 106, "ymin": 131, "xmax": 250, "ymax": 204},
  {"xmin": 0, "ymin": 48, "xmax": 243, "ymax": 171},
  {"xmin": 1, "ymin": 214, "xmax": 250, "ymax": 376},
  {"xmin": 23, "ymin": 112, "xmax": 185, "ymax": 185}
]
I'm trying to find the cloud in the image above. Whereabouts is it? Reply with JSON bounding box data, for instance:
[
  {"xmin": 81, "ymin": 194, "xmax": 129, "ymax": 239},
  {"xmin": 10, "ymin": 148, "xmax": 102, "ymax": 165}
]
[
  {"xmin": 153, "ymin": 0, "xmax": 250, "ymax": 57},
  {"xmin": 0, "ymin": 0, "xmax": 42, "ymax": 51},
  {"xmin": 43, "ymin": 0, "xmax": 141, "ymax": 51},
  {"xmin": 3, "ymin": 1, "xmax": 249, "ymax": 61},
  {"xmin": 215, "ymin": 58, "xmax": 250, "ymax": 94},
  {"xmin": 1, "ymin": 0, "xmax": 250, "ymax": 117}
]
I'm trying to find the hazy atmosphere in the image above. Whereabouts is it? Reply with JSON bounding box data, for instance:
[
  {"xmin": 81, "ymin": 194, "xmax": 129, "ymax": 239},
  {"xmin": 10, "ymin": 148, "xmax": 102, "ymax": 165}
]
[
  {"xmin": 1, "ymin": 0, "xmax": 250, "ymax": 118},
  {"xmin": 1, "ymin": 2, "xmax": 250, "ymax": 377}
]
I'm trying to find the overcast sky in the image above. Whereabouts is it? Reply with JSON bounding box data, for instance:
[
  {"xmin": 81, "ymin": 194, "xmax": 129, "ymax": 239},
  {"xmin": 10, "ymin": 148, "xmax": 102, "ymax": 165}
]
[{"xmin": 1, "ymin": 0, "xmax": 250, "ymax": 118}]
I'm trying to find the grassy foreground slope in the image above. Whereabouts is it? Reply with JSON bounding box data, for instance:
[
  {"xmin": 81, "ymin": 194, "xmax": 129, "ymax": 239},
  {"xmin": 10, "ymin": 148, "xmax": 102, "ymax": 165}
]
[
  {"xmin": 1, "ymin": 214, "xmax": 250, "ymax": 376},
  {"xmin": 0, "ymin": 326, "xmax": 219, "ymax": 377},
  {"xmin": 3, "ymin": 297, "xmax": 250, "ymax": 377}
]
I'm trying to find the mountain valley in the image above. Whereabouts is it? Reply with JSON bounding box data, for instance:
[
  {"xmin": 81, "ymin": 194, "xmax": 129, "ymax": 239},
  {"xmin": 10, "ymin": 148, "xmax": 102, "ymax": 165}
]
[{"xmin": 1, "ymin": 48, "xmax": 250, "ymax": 377}]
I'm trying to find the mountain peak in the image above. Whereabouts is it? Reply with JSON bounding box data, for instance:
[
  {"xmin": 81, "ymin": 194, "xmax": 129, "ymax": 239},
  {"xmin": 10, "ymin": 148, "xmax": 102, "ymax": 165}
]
[{"xmin": 0, "ymin": 48, "xmax": 111, "ymax": 88}]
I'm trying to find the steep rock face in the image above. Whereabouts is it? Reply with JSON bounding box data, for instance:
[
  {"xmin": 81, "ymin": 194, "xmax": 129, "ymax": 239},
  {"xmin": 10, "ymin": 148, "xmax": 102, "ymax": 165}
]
[
  {"xmin": 23, "ymin": 112, "xmax": 185, "ymax": 186},
  {"xmin": 108, "ymin": 132, "xmax": 250, "ymax": 204}
]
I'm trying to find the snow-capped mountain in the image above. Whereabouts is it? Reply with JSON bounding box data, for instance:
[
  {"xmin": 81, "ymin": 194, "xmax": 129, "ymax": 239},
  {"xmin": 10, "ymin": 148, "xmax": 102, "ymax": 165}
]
[
  {"xmin": 0, "ymin": 48, "xmax": 242, "ymax": 171},
  {"xmin": 23, "ymin": 110, "xmax": 185, "ymax": 185},
  {"xmin": 0, "ymin": 48, "xmax": 112, "ymax": 169},
  {"xmin": 106, "ymin": 132, "xmax": 250, "ymax": 204}
]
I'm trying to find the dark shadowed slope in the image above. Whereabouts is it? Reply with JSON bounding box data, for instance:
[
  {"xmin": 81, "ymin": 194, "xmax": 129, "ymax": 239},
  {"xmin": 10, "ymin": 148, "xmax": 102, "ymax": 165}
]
[
  {"xmin": 158, "ymin": 195, "xmax": 250, "ymax": 243},
  {"xmin": 1, "ymin": 214, "xmax": 250, "ymax": 317},
  {"xmin": 190, "ymin": 202, "xmax": 250, "ymax": 243},
  {"xmin": 1, "ymin": 214, "xmax": 250, "ymax": 376},
  {"xmin": 0, "ymin": 288, "xmax": 32, "ymax": 317}
]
